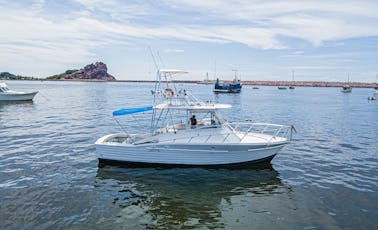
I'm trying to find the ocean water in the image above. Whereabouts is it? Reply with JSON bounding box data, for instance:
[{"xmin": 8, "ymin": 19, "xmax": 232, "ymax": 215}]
[{"xmin": 0, "ymin": 81, "xmax": 377, "ymax": 229}]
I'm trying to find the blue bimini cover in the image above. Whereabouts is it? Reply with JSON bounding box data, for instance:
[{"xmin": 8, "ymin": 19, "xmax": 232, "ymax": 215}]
[{"xmin": 112, "ymin": 106, "xmax": 153, "ymax": 116}]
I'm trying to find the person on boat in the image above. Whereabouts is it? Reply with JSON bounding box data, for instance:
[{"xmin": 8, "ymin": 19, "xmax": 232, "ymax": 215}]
[
  {"xmin": 211, "ymin": 119, "xmax": 216, "ymax": 126},
  {"xmin": 190, "ymin": 115, "xmax": 197, "ymax": 128}
]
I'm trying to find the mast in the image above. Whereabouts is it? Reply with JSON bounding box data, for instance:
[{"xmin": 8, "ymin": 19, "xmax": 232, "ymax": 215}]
[
  {"xmin": 214, "ymin": 60, "xmax": 217, "ymax": 79},
  {"xmin": 289, "ymin": 70, "xmax": 295, "ymax": 89},
  {"xmin": 232, "ymin": 69, "xmax": 238, "ymax": 81},
  {"xmin": 292, "ymin": 70, "xmax": 295, "ymax": 82},
  {"xmin": 348, "ymin": 72, "xmax": 350, "ymax": 84}
]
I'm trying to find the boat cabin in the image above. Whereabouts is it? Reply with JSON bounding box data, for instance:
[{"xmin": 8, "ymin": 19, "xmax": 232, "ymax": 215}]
[
  {"xmin": 153, "ymin": 107, "xmax": 225, "ymax": 134},
  {"xmin": 0, "ymin": 83, "xmax": 10, "ymax": 93}
]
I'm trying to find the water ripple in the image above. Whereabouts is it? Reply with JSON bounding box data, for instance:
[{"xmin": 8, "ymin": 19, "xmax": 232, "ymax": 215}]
[{"xmin": 0, "ymin": 82, "xmax": 377, "ymax": 229}]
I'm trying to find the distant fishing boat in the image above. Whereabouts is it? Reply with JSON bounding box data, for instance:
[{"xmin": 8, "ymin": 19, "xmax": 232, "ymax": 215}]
[
  {"xmin": 0, "ymin": 82, "xmax": 38, "ymax": 101},
  {"xmin": 252, "ymin": 86, "xmax": 259, "ymax": 89},
  {"xmin": 374, "ymin": 72, "xmax": 378, "ymax": 94},
  {"xmin": 341, "ymin": 73, "xmax": 352, "ymax": 93},
  {"xmin": 278, "ymin": 86, "xmax": 287, "ymax": 90},
  {"xmin": 213, "ymin": 69, "xmax": 242, "ymax": 93}
]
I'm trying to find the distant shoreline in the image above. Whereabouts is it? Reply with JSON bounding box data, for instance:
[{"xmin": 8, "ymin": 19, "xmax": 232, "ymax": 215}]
[
  {"xmin": 3, "ymin": 79, "xmax": 377, "ymax": 88},
  {"xmin": 116, "ymin": 80, "xmax": 376, "ymax": 88}
]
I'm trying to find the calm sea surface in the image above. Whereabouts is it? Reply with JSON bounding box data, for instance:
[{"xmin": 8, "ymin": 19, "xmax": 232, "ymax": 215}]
[{"xmin": 0, "ymin": 81, "xmax": 377, "ymax": 229}]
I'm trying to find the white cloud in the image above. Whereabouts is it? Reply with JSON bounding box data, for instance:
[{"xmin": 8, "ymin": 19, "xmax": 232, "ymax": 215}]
[
  {"xmin": 31, "ymin": 0, "xmax": 45, "ymax": 14},
  {"xmin": 73, "ymin": 0, "xmax": 154, "ymax": 21},
  {"xmin": 165, "ymin": 0, "xmax": 378, "ymax": 45},
  {"xmin": 164, "ymin": 49, "xmax": 185, "ymax": 53},
  {"xmin": 0, "ymin": 0, "xmax": 377, "ymax": 80}
]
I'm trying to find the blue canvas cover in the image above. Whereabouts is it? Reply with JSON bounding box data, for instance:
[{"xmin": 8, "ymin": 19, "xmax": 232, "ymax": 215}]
[{"xmin": 113, "ymin": 106, "xmax": 153, "ymax": 116}]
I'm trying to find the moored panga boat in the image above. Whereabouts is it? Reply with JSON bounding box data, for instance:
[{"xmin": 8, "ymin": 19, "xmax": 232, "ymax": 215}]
[
  {"xmin": 0, "ymin": 82, "xmax": 38, "ymax": 101},
  {"xmin": 95, "ymin": 69, "xmax": 294, "ymax": 167}
]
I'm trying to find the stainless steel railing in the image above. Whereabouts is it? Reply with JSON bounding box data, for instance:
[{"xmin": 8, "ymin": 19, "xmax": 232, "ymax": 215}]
[{"xmin": 152, "ymin": 122, "xmax": 293, "ymax": 145}]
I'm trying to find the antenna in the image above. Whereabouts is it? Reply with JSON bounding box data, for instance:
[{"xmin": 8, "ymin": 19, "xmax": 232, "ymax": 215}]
[
  {"xmin": 214, "ymin": 60, "xmax": 217, "ymax": 79},
  {"xmin": 148, "ymin": 47, "xmax": 161, "ymax": 107},
  {"xmin": 148, "ymin": 46, "xmax": 159, "ymax": 72},
  {"xmin": 292, "ymin": 70, "xmax": 295, "ymax": 81},
  {"xmin": 157, "ymin": 51, "xmax": 165, "ymax": 69},
  {"xmin": 232, "ymin": 69, "xmax": 238, "ymax": 80}
]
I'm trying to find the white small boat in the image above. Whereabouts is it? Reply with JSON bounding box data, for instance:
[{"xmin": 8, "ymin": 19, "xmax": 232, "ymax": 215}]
[
  {"xmin": 95, "ymin": 69, "xmax": 294, "ymax": 167},
  {"xmin": 0, "ymin": 82, "xmax": 38, "ymax": 101},
  {"xmin": 341, "ymin": 85, "xmax": 352, "ymax": 93},
  {"xmin": 341, "ymin": 73, "xmax": 352, "ymax": 93}
]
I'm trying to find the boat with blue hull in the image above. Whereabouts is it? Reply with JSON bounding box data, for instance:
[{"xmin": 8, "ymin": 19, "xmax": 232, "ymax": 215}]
[
  {"xmin": 95, "ymin": 69, "xmax": 293, "ymax": 167},
  {"xmin": 213, "ymin": 78, "xmax": 242, "ymax": 93},
  {"xmin": 278, "ymin": 86, "xmax": 287, "ymax": 90},
  {"xmin": 213, "ymin": 69, "xmax": 242, "ymax": 93}
]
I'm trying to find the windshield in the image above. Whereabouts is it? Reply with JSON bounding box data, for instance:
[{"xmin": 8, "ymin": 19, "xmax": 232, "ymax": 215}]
[{"xmin": 153, "ymin": 109, "xmax": 223, "ymax": 131}]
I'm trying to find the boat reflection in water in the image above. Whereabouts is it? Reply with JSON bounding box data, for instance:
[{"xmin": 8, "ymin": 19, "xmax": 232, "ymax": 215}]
[
  {"xmin": 95, "ymin": 165, "xmax": 286, "ymax": 229},
  {"xmin": 0, "ymin": 100, "xmax": 34, "ymax": 108}
]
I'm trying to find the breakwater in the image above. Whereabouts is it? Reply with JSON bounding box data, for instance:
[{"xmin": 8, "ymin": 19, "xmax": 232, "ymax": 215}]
[
  {"xmin": 117, "ymin": 80, "xmax": 376, "ymax": 88},
  {"xmin": 6, "ymin": 79, "xmax": 376, "ymax": 88}
]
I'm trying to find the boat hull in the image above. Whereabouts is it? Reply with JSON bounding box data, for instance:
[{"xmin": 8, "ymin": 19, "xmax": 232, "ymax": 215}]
[
  {"xmin": 213, "ymin": 89, "xmax": 241, "ymax": 93},
  {"xmin": 98, "ymin": 154, "xmax": 276, "ymax": 168},
  {"xmin": 0, "ymin": 92, "xmax": 38, "ymax": 101},
  {"xmin": 95, "ymin": 141, "xmax": 286, "ymax": 167}
]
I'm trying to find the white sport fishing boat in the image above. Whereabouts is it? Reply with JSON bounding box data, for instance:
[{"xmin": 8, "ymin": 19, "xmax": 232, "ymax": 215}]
[
  {"xmin": 0, "ymin": 82, "xmax": 38, "ymax": 101},
  {"xmin": 95, "ymin": 69, "xmax": 294, "ymax": 167}
]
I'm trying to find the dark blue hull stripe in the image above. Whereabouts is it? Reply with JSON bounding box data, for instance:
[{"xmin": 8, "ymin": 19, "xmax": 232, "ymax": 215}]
[{"xmin": 98, "ymin": 154, "xmax": 276, "ymax": 168}]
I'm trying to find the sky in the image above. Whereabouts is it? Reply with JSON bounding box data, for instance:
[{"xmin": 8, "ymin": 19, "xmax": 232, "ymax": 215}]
[{"xmin": 1, "ymin": 0, "xmax": 378, "ymax": 82}]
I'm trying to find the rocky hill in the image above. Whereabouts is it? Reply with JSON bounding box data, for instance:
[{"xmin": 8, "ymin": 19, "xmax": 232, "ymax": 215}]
[{"xmin": 47, "ymin": 62, "xmax": 116, "ymax": 81}]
